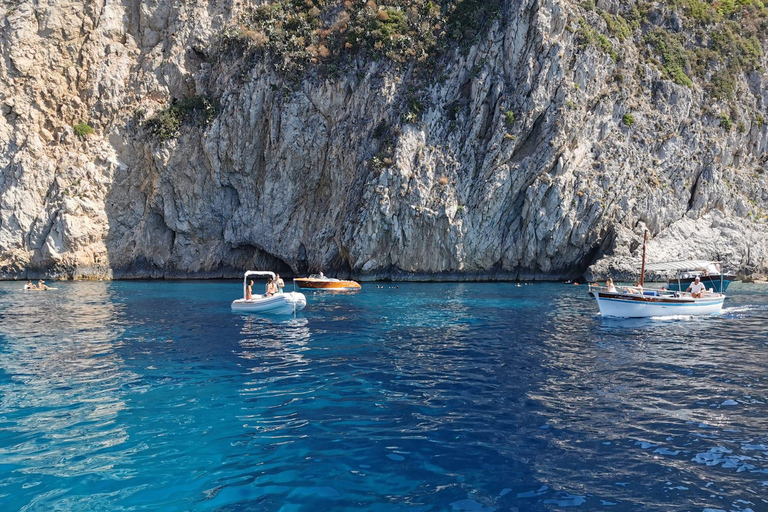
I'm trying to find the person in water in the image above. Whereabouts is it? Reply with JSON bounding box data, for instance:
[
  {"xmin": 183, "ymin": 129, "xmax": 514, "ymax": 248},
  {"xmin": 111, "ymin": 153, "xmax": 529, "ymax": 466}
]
[{"xmin": 686, "ymin": 276, "xmax": 706, "ymax": 298}]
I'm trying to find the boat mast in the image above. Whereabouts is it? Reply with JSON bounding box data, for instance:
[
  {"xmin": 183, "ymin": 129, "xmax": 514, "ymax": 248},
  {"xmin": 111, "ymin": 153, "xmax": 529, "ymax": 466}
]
[{"xmin": 640, "ymin": 231, "xmax": 647, "ymax": 288}]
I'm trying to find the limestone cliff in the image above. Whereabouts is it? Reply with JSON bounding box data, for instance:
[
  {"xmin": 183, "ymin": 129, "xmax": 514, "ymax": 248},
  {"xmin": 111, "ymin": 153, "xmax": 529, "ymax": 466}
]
[{"xmin": 1, "ymin": 0, "xmax": 767, "ymax": 281}]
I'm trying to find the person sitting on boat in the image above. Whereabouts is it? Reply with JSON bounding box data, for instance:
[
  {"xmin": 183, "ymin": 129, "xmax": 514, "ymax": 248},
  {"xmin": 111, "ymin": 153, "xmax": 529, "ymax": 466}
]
[
  {"xmin": 246, "ymin": 280, "xmax": 253, "ymax": 300},
  {"xmin": 686, "ymin": 276, "xmax": 706, "ymax": 298},
  {"xmin": 605, "ymin": 278, "xmax": 617, "ymax": 293},
  {"xmin": 37, "ymin": 279, "xmax": 49, "ymax": 290},
  {"xmin": 24, "ymin": 280, "xmax": 35, "ymax": 290},
  {"xmin": 275, "ymin": 274, "xmax": 285, "ymax": 293},
  {"xmin": 624, "ymin": 282, "xmax": 643, "ymax": 294}
]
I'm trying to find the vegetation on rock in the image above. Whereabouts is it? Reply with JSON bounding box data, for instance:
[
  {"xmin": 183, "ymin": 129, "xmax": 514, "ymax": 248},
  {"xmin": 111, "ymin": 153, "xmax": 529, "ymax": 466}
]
[
  {"xmin": 221, "ymin": 0, "xmax": 503, "ymax": 74},
  {"xmin": 145, "ymin": 97, "xmax": 219, "ymax": 142},
  {"xmin": 580, "ymin": 0, "xmax": 766, "ymax": 99},
  {"xmin": 73, "ymin": 122, "xmax": 95, "ymax": 138}
]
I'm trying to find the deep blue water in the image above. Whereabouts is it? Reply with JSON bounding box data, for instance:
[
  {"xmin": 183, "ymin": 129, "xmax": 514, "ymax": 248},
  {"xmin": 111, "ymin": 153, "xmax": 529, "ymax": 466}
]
[{"xmin": 1, "ymin": 280, "xmax": 767, "ymax": 512}]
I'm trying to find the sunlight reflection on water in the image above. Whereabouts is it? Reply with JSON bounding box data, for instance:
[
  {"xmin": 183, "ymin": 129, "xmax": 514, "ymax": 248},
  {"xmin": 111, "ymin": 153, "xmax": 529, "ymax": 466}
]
[{"xmin": 0, "ymin": 280, "xmax": 767, "ymax": 511}]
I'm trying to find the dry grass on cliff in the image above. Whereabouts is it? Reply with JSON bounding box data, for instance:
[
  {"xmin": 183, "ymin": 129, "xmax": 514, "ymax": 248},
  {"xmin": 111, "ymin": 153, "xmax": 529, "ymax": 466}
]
[{"xmin": 221, "ymin": 0, "xmax": 503, "ymax": 74}]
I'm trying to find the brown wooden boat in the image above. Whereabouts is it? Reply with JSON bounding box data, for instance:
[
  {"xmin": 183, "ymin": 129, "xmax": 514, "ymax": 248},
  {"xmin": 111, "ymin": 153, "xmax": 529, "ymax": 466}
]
[{"xmin": 294, "ymin": 274, "xmax": 361, "ymax": 291}]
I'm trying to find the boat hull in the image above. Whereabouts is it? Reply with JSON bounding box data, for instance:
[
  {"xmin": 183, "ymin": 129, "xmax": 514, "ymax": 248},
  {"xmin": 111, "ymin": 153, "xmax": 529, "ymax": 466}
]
[
  {"xmin": 665, "ymin": 274, "xmax": 736, "ymax": 293},
  {"xmin": 591, "ymin": 291, "xmax": 725, "ymax": 318},
  {"xmin": 294, "ymin": 278, "xmax": 361, "ymax": 291},
  {"xmin": 231, "ymin": 292, "xmax": 307, "ymax": 314}
]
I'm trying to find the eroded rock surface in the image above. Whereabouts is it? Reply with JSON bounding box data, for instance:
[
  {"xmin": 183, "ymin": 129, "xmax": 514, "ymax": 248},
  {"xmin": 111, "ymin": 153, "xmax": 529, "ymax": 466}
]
[{"xmin": 1, "ymin": 0, "xmax": 766, "ymax": 281}]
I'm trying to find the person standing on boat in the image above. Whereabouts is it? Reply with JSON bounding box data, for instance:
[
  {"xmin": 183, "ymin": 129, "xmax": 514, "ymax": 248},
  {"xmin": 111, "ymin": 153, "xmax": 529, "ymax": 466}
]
[
  {"xmin": 246, "ymin": 280, "xmax": 254, "ymax": 300},
  {"xmin": 275, "ymin": 274, "xmax": 285, "ymax": 293},
  {"xmin": 686, "ymin": 276, "xmax": 706, "ymax": 298},
  {"xmin": 266, "ymin": 278, "xmax": 278, "ymax": 297}
]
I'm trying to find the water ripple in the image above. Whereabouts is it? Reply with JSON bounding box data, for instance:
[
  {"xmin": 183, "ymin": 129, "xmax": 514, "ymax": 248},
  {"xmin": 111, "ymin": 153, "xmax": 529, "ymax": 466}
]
[{"xmin": 1, "ymin": 281, "xmax": 768, "ymax": 510}]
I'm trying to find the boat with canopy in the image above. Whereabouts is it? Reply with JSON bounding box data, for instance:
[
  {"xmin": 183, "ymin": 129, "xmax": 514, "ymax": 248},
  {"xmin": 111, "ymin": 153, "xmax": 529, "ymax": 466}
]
[
  {"xmin": 231, "ymin": 271, "xmax": 307, "ymax": 314},
  {"xmin": 589, "ymin": 233, "xmax": 725, "ymax": 318}
]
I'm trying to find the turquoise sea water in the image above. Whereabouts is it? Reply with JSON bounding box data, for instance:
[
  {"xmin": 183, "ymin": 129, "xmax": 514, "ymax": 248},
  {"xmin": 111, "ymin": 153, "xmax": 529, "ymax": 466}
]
[{"xmin": 1, "ymin": 280, "xmax": 767, "ymax": 511}]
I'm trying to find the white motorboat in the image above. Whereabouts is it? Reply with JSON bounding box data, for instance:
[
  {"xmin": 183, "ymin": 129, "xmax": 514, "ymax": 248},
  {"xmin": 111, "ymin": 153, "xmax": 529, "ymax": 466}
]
[
  {"xmin": 231, "ymin": 271, "xmax": 307, "ymax": 315},
  {"xmin": 589, "ymin": 233, "xmax": 725, "ymax": 318}
]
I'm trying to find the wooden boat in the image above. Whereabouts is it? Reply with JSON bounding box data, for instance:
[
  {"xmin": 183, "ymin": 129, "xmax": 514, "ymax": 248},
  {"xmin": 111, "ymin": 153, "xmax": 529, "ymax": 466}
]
[
  {"xmin": 294, "ymin": 274, "xmax": 361, "ymax": 291},
  {"xmin": 643, "ymin": 260, "xmax": 737, "ymax": 293},
  {"xmin": 231, "ymin": 271, "xmax": 306, "ymax": 314},
  {"xmin": 589, "ymin": 287, "xmax": 725, "ymax": 317},
  {"xmin": 589, "ymin": 233, "xmax": 725, "ymax": 318}
]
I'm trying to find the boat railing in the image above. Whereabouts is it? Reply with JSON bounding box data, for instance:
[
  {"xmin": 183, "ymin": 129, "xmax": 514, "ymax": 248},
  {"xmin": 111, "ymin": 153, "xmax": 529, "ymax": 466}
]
[
  {"xmin": 589, "ymin": 283, "xmax": 695, "ymax": 299},
  {"xmin": 588, "ymin": 283, "xmax": 642, "ymax": 295}
]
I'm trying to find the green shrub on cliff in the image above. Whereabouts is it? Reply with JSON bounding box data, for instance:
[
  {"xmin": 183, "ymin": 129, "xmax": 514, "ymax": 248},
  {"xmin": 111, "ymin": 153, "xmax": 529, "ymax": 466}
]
[
  {"xmin": 709, "ymin": 68, "xmax": 736, "ymax": 99},
  {"xmin": 577, "ymin": 20, "xmax": 617, "ymax": 61},
  {"xmin": 145, "ymin": 97, "xmax": 219, "ymax": 142},
  {"xmin": 73, "ymin": 122, "xmax": 95, "ymax": 138},
  {"xmin": 600, "ymin": 11, "xmax": 632, "ymax": 41},
  {"xmin": 644, "ymin": 29, "xmax": 693, "ymax": 87}
]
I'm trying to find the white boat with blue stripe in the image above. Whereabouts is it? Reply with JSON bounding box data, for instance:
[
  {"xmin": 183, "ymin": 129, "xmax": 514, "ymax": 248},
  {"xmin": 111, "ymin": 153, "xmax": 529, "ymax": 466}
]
[
  {"xmin": 589, "ymin": 232, "xmax": 725, "ymax": 318},
  {"xmin": 588, "ymin": 286, "xmax": 725, "ymax": 318}
]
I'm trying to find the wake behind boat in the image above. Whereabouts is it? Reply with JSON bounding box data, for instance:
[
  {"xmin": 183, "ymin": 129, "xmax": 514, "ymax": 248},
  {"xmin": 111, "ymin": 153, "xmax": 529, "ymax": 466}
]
[
  {"xmin": 589, "ymin": 233, "xmax": 725, "ymax": 318},
  {"xmin": 294, "ymin": 273, "xmax": 361, "ymax": 291},
  {"xmin": 231, "ymin": 271, "xmax": 307, "ymax": 315}
]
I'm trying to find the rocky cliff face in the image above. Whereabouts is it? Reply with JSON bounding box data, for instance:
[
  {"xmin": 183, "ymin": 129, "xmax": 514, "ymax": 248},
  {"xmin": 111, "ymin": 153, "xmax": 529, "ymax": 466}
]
[{"xmin": 1, "ymin": 0, "xmax": 767, "ymax": 281}]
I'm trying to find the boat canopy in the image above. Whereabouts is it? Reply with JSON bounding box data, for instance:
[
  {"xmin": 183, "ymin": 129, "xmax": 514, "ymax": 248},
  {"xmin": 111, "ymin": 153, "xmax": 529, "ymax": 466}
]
[
  {"xmin": 242, "ymin": 271, "xmax": 277, "ymax": 299},
  {"xmin": 244, "ymin": 270, "xmax": 276, "ymax": 280},
  {"xmin": 643, "ymin": 260, "xmax": 720, "ymax": 273}
]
